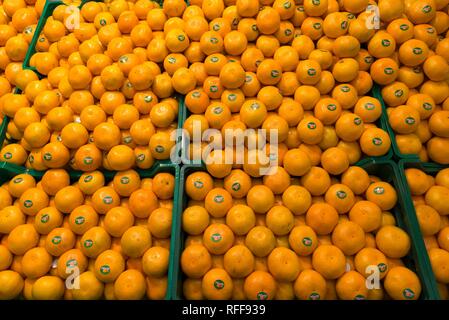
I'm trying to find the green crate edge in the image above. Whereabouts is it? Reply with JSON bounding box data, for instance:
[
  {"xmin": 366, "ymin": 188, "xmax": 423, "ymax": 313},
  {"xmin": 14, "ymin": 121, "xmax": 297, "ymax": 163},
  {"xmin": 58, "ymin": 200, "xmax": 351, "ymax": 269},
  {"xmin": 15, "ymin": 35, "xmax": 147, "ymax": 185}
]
[
  {"xmin": 0, "ymin": 160, "xmax": 180, "ymax": 300},
  {"xmin": 397, "ymin": 159, "xmax": 449, "ymax": 299},
  {"xmin": 170, "ymin": 159, "xmax": 440, "ymax": 300},
  {"xmin": 372, "ymin": 85, "xmax": 422, "ymax": 162}
]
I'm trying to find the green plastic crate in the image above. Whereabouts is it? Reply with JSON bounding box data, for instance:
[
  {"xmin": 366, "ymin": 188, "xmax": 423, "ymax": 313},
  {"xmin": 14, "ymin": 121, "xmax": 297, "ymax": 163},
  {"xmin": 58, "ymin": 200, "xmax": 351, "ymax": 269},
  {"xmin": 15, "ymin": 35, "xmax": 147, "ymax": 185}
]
[
  {"xmin": 1, "ymin": 0, "xmax": 186, "ymax": 171},
  {"xmin": 0, "ymin": 160, "xmax": 180, "ymax": 300},
  {"xmin": 0, "ymin": 93, "xmax": 185, "ymax": 172},
  {"xmin": 169, "ymin": 159, "xmax": 440, "ymax": 300},
  {"xmin": 398, "ymin": 159, "xmax": 449, "ymax": 299},
  {"xmin": 179, "ymin": 86, "xmax": 394, "ymax": 167}
]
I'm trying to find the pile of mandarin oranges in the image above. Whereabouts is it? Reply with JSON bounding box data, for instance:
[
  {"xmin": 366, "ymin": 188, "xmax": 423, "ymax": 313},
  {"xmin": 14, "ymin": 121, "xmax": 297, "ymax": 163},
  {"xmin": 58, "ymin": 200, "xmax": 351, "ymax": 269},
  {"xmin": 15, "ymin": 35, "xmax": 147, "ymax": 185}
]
[{"xmin": 0, "ymin": 0, "xmax": 448, "ymax": 301}]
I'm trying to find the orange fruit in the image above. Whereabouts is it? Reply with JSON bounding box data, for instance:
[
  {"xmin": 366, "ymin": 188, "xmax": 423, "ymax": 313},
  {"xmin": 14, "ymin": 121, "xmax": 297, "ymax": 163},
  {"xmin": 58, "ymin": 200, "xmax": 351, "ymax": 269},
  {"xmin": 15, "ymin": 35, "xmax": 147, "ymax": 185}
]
[
  {"xmin": 204, "ymin": 188, "xmax": 233, "ymax": 218},
  {"xmin": 182, "ymin": 206, "xmax": 209, "ymax": 235},
  {"xmin": 332, "ymin": 58, "xmax": 359, "ymax": 83},
  {"xmin": 389, "ymin": 105, "xmax": 420, "ymax": 134},
  {"xmin": 127, "ymin": 64, "xmax": 155, "ymax": 91},
  {"xmin": 282, "ymin": 185, "xmax": 312, "ymax": 215},
  {"xmin": 398, "ymin": 39, "xmax": 429, "ymax": 67},
  {"xmin": 256, "ymin": 6, "xmax": 280, "ymax": 35},
  {"xmin": 0, "ymin": 270, "xmax": 24, "ymax": 300},
  {"xmin": 68, "ymin": 205, "xmax": 99, "ymax": 236},
  {"xmin": 296, "ymin": 59, "xmax": 321, "ymax": 85},
  {"xmin": 202, "ymin": 268, "xmax": 233, "ymax": 300},
  {"xmin": 312, "ymin": 245, "xmax": 346, "ymax": 280},
  {"xmin": 71, "ymin": 271, "xmax": 104, "ymax": 300},
  {"xmin": 303, "ymin": 0, "xmax": 328, "ymax": 17},
  {"xmin": 370, "ymin": 57, "xmax": 399, "ymax": 85},
  {"xmin": 186, "ymin": 172, "xmax": 213, "ymax": 201},
  {"xmin": 18, "ymin": 187, "xmax": 49, "ymax": 216},
  {"xmin": 305, "ymin": 203, "xmax": 339, "ymax": 235},
  {"xmin": 114, "ymin": 269, "xmax": 146, "ymax": 300},
  {"xmin": 219, "ymin": 62, "xmax": 246, "ymax": 90},
  {"xmin": 267, "ymin": 247, "xmax": 300, "ymax": 282},
  {"xmin": 294, "ymin": 269, "xmax": 327, "ymax": 300},
  {"xmin": 376, "ymin": 225, "xmax": 411, "ymax": 259},
  {"xmin": 147, "ymin": 207, "xmax": 172, "ymax": 239},
  {"xmin": 102, "ymin": 206, "xmax": 134, "ymax": 238},
  {"xmin": 246, "ymin": 185, "xmax": 275, "ymax": 214},
  {"xmin": 262, "ymin": 166, "xmax": 290, "ymax": 195},
  {"xmin": 288, "ymin": 225, "xmax": 318, "ymax": 256},
  {"xmin": 142, "ymin": 246, "xmax": 170, "ymax": 278},
  {"xmin": 355, "ymin": 247, "xmax": 389, "ymax": 279},
  {"xmin": 341, "ymin": 166, "xmax": 371, "ymax": 195},
  {"xmin": 56, "ymin": 249, "xmax": 88, "ymax": 279},
  {"xmin": 354, "ymin": 97, "xmax": 382, "ymax": 123},
  {"xmin": 427, "ymin": 137, "xmax": 449, "ymax": 164},
  {"xmin": 368, "ymin": 31, "xmax": 396, "ymax": 58},
  {"xmin": 301, "ymin": 166, "xmax": 331, "ymax": 196},
  {"xmin": 314, "ymin": 98, "xmax": 342, "ymax": 125},
  {"xmin": 120, "ymin": 226, "xmax": 152, "ymax": 259},
  {"xmin": 429, "ymin": 111, "xmax": 449, "ymax": 138},
  {"xmin": 405, "ymin": 168, "xmax": 431, "ymax": 195},
  {"xmin": 54, "ymin": 186, "xmax": 84, "ymax": 214},
  {"xmin": 243, "ymin": 270, "xmax": 277, "ymax": 300},
  {"xmin": 332, "ymin": 221, "xmax": 366, "ymax": 256},
  {"xmin": 200, "ymin": 31, "xmax": 224, "ymax": 55},
  {"xmin": 0, "ymin": 144, "xmax": 28, "ymax": 166},
  {"xmin": 23, "ymin": 122, "xmax": 50, "ymax": 149},
  {"xmin": 266, "ymin": 205, "xmax": 294, "ymax": 236},
  {"xmin": 31, "ymin": 276, "xmax": 65, "ymax": 300},
  {"xmin": 324, "ymin": 184, "xmax": 355, "ymax": 214},
  {"xmin": 359, "ymin": 128, "xmax": 391, "ymax": 156},
  {"xmin": 336, "ymin": 271, "xmax": 368, "ymax": 300},
  {"xmin": 34, "ymin": 207, "xmax": 63, "ymax": 235},
  {"xmin": 41, "ymin": 142, "xmax": 70, "ymax": 168},
  {"xmin": 7, "ymin": 174, "xmax": 36, "ymax": 198},
  {"xmin": 128, "ymin": 188, "xmax": 159, "ymax": 219},
  {"xmin": 203, "ymin": 223, "xmax": 234, "ymax": 255},
  {"xmin": 349, "ymin": 200, "xmax": 382, "ymax": 232},
  {"xmin": 181, "ymin": 244, "xmax": 212, "ymax": 279},
  {"xmin": 223, "ymin": 31, "xmax": 247, "ymax": 56},
  {"xmin": 92, "ymin": 122, "xmax": 121, "ymax": 151},
  {"xmin": 245, "ymin": 226, "xmax": 276, "ymax": 257},
  {"xmin": 78, "ymin": 171, "xmax": 105, "ymax": 196},
  {"xmin": 366, "ymin": 182, "xmax": 397, "ymax": 211},
  {"xmin": 415, "ymin": 205, "xmax": 440, "ymax": 236},
  {"xmin": 226, "ymin": 205, "xmax": 256, "ymax": 235},
  {"xmin": 297, "ymin": 117, "xmax": 324, "ymax": 145},
  {"xmin": 282, "ymin": 148, "xmax": 311, "ymax": 177},
  {"xmin": 223, "ymin": 245, "xmax": 254, "ymax": 278},
  {"xmin": 320, "ymin": 147, "xmax": 349, "ymax": 176},
  {"xmin": 7, "ymin": 224, "xmax": 39, "ymax": 255},
  {"xmin": 94, "ymin": 249, "xmax": 125, "ymax": 283},
  {"xmin": 22, "ymin": 247, "xmax": 52, "ymax": 279},
  {"xmin": 240, "ymin": 99, "xmax": 267, "ymax": 128},
  {"xmin": 45, "ymin": 227, "xmax": 76, "ymax": 257},
  {"xmin": 384, "ymin": 266, "xmax": 421, "ymax": 300},
  {"xmin": 256, "ymin": 35, "xmax": 280, "ymax": 58},
  {"xmin": 256, "ymin": 59, "xmax": 282, "ymax": 85}
]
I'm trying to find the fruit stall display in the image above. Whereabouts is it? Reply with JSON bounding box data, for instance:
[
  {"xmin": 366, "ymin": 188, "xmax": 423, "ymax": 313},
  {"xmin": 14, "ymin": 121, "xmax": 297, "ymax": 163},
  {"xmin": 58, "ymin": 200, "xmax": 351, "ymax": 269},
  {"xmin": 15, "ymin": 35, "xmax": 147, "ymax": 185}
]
[
  {"xmin": 0, "ymin": 0, "xmax": 448, "ymax": 300},
  {"xmin": 173, "ymin": 161, "xmax": 437, "ymax": 300}
]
